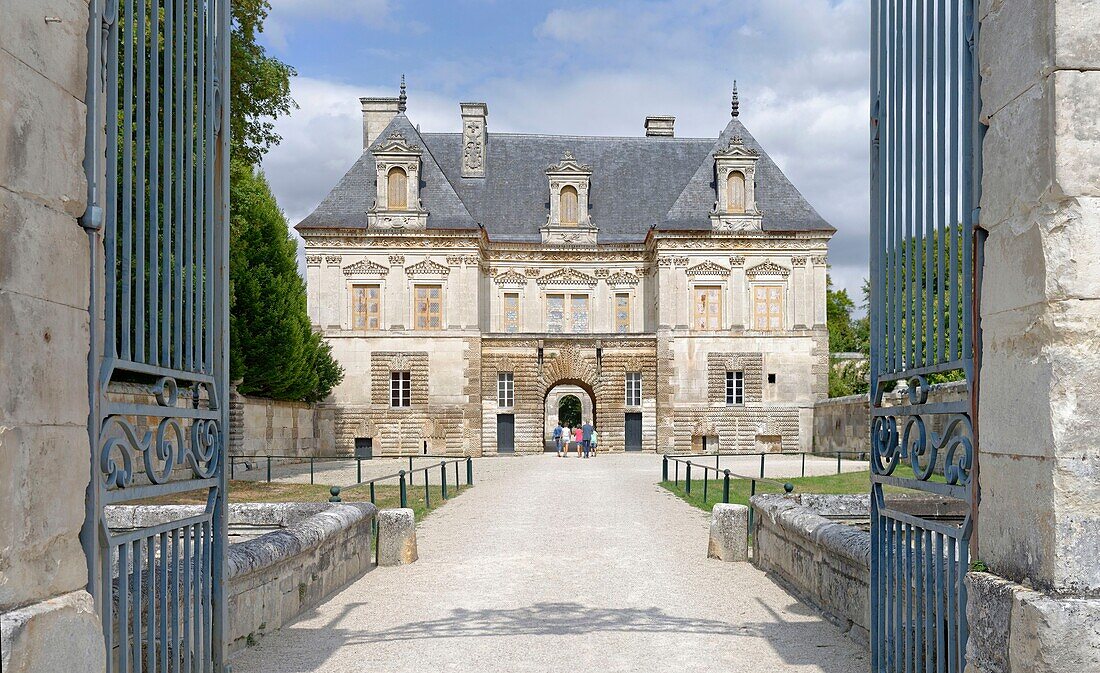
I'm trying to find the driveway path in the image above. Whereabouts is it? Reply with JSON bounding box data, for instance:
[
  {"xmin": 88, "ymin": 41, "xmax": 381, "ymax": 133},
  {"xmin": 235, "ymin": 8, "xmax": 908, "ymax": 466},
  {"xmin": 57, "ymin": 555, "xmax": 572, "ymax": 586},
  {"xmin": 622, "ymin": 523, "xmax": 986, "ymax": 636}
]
[{"xmin": 230, "ymin": 454, "xmax": 867, "ymax": 673}]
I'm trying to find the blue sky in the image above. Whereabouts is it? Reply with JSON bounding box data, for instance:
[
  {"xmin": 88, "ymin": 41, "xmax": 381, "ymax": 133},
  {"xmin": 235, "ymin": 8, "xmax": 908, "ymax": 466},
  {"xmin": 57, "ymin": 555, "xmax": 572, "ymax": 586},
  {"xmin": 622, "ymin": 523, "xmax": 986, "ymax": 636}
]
[{"xmin": 259, "ymin": 0, "xmax": 871, "ymax": 298}]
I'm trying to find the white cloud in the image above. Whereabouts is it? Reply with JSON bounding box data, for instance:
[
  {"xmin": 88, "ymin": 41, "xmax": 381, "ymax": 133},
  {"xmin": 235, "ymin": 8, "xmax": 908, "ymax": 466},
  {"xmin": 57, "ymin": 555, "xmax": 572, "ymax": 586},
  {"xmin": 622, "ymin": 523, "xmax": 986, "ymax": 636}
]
[{"xmin": 261, "ymin": 0, "xmax": 873, "ymax": 296}]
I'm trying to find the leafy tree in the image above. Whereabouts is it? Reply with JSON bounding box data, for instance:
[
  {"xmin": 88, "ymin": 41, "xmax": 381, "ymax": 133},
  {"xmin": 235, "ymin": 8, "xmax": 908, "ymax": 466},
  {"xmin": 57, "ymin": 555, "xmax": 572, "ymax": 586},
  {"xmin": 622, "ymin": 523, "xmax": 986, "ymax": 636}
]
[
  {"xmin": 826, "ymin": 275, "xmax": 870, "ymax": 397},
  {"xmin": 230, "ymin": 0, "xmax": 297, "ymax": 166},
  {"xmin": 229, "ymin": 161, "xmax": 342, "ymax": 401}
]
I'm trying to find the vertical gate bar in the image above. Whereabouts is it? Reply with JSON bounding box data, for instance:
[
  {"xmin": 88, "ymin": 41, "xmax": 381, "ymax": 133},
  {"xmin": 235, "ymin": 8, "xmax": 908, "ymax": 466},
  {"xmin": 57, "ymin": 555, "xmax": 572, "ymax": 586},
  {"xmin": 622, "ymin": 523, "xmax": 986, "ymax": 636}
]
[
  {"xmin": 133, "ymin": 540, "xmax": 143, "ymax": 673},
  {"xmin": 910, "ymin": 0, "xmax": 919, "ymax": 371},
  {"xmin": 961, "ymin": 0, "xmax": 976, "ymax": 361},
  {"xmin": 945, "ymin": 536, "xmax": 957, "ymax": 673},
  {"xmin": 146, "ymin": 536, "xmax": 156, "ymax": 673},
  {"xmin": 922, "ymin": 0, "xmax": 934, "ymax": 368},
  {"xmin": 193, "ymin": 522, "xmax": 203, "ymax": 669},
  {"xmin": 172, "ymin": 0, "xmax": 184, "ymax": 370},
  {"xmin": 161, "ymin": 0, "xmax": 173, "ymax": 365},
  {"xmin": 935, "ymin": 531, "xmax": 945, "ymax": 673},
  {"xmin": 104, "ymin": 0, "xmax": 119, "ymax": 359},
  {"xmin": 204, "ymin": 0, "xmax": 216, "ymax": 373},
  {"xmin": 149, "ymin": 0, "xmax": 160, "ymax": 365},
  {"xmin": 205, "ymin": 520, "xmax": 215, "ymax": 673},
  {"xmin": 170, "ymin": 530, "xmax": 179, "ymax": 673},
  {"xmin": 890, "ymin": 0, "xmax": 902, "ymax": 373},
  {"xmin": 185, "ymin": 0, "xmax": 196, "ymax": 371},
  {"xmin": 904, "ymin": 522, "xmax": 912, "ymax": 673},
  {"xmin": 119, "ymin": 542, "xmax": 131, "ymax": 673},
  {"xmin": 121, "ymin": 0, "xmax": 134, "ymax": 362},
  {"xmin": 195, "ymin": 0, "xmax": 206, "ymax": 374},
  {"xmin": 181, "ymin": 525, "xmax": 191, "ymax": 673},
  {"xmin": 135, "ymin": 0, "xmax": 147, "ymax": 364},
  {"xmin": 924, "ymin": 528, "xmax": 934, "ymax": 673},
  {"xmin": 160, "ymin": 532, "xmax": 169, "ymax": 673},
  {"xmin": 936, "ymin": 0, "xmax": 947, "ymax": 364},
  {"xmin": 947, "ymin": 0, "xmax": 959, "ymax": 363},
  {"xmin": 884, "ymin": 515, "xmax": 892, "ymax": 672},
  {"xmin": 914, "ymin": 525, "xmax": 924, "ymax": 672},
  {"xmin": 895, "ymin": 518, "xmax": 904, "ymax": 671},
  {"xmin": 902, "ymin": 0, "xmax": 912, "ymax": 372},
  {"xmin": 957, "ymin": 535, "xmax": 970, "ymax": 673}
]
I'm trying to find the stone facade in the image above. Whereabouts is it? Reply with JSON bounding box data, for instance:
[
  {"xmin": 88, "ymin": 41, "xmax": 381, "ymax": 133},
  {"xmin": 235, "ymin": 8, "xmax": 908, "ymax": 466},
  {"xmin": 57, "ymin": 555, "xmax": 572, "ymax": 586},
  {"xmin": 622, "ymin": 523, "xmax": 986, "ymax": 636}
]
[
  {"xmin": 0, "ymin": 1, "xmax": 106, "ymax": 670},
  {"xmin": 300, "ymin": 89, "xmax": 833, "ymax": 457}
]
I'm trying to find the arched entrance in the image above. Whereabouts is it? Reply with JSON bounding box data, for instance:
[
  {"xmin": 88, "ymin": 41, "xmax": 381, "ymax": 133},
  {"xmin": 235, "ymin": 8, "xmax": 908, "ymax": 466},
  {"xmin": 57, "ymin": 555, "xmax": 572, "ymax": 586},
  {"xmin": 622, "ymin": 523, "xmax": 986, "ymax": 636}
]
[{"xmin": 543, "ymin": 380, "xmax": 596, "ymax": 452}]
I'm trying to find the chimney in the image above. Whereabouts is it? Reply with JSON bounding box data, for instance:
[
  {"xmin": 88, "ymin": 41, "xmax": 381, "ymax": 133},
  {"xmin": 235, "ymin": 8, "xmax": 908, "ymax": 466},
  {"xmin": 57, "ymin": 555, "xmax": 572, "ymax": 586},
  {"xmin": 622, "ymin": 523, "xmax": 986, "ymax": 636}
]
[
  {"xmin": 360, "ymin": 97, "xmax": 401, "ymax": 149},
  {"xmin": 644, "ymin": 116, "xmax": 675, "ymax": 138},
  {"xmin": 459, "ymin": 102, "xmax": 488, "ymax": 178}
]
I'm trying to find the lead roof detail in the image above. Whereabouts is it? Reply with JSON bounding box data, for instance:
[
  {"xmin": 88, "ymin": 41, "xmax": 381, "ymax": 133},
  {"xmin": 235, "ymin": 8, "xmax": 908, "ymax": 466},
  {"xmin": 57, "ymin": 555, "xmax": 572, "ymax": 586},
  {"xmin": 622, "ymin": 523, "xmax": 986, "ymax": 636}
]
[{"xmin": 297, "ymin": 110, "xmax": 834, "ymax": 241}]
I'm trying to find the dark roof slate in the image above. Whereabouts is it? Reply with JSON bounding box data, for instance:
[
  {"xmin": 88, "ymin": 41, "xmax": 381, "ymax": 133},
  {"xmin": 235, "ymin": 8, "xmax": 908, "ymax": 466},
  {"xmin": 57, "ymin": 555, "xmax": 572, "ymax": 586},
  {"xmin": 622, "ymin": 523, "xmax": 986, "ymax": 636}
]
[{"xmin": 297, "ymin": 114, "xmax": 833, "ymax": 239}]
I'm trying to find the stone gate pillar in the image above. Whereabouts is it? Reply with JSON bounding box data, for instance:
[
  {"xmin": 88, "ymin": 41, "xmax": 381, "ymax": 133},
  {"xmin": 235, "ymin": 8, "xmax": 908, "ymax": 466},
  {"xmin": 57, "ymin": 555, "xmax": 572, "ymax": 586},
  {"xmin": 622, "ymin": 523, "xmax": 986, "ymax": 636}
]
[{"xmin": 966, "ymin": 2, "xmax": 1100, "ymax": 671}]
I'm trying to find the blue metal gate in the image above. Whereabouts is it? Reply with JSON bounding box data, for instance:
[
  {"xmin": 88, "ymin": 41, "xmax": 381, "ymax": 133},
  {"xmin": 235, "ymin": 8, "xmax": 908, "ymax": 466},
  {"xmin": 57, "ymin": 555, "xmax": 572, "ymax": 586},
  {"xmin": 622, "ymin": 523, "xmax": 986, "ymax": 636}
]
[
  {"xmin": 869, "ymin": 1, "xmax": 983, "ymax": 671},
  {"xmin": 81, "ymin": 0, "xmax": 230, "ymax": 669}
]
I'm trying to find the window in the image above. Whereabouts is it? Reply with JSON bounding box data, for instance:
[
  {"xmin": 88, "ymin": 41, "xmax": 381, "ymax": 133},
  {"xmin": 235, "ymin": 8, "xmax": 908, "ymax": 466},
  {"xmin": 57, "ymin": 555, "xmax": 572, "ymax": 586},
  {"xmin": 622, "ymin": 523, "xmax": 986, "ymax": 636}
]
[
  {"xmin": 614, "ymin": 293, "xmax": 631, "ymax": 333},
  {"xmin": 693, "ymin": 286, "xmax": 722, "ymax": 330},
  {"xmin": 726, "ymin": 171, "xmax": 746, "ymax": 214},
  {"xmin": 497, "ymin": 372, "xmax": 514, "ymax": 407},
  {"xmin": 503, "ymin": 292, "xmax": 520, "ymax": 333},
  {"xmin": 625, "ymin": 372, "xmax": 642, "ymax": 407},
  {"xmin": 753, "ymin": 285, "xmax": 784, "ymax": 331},
  {"xmin": 415, "ymin": 285, "xmax": 443, "ymax": 330},
  {"xmin": 768, "ymin": 373, "xmax": 777, "ymax": 384},
  {"xmin": 351, "ymin": 284, "xmax": 380, "ymax": 330},
  {"xmin": 546, "ymin": 293, "xmax": 590, "ymax": 333},
  {"xmin": 725, "ymin": 371, "xmax": 744, "ymax": 405},
  {"xmin": 560, "ymin": 185, "xmax": 579, "ymax": 225},
  {"xmin": 390, "ymin": 371, "xmax": 411, "ymax": 407},
  {"xmin": 387, "ymin": 166, "xmax": 408, "ymax": 210}
]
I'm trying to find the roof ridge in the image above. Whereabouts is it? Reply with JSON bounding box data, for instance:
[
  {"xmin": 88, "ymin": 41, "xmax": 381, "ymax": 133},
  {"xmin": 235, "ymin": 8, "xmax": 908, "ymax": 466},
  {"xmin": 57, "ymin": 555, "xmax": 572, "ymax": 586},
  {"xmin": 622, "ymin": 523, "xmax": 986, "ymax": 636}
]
[{"xmin": 421, "ymin": 131, "xmax": 719, "ymax": 142}]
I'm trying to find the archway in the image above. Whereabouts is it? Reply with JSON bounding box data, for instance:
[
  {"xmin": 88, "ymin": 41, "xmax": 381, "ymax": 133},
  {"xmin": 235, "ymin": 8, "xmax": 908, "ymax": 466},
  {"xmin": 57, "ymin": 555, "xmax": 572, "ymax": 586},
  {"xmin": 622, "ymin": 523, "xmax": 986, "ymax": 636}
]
[{"xmin": 543, "ymin": 380, "xmax": 597, "ymax": 452}]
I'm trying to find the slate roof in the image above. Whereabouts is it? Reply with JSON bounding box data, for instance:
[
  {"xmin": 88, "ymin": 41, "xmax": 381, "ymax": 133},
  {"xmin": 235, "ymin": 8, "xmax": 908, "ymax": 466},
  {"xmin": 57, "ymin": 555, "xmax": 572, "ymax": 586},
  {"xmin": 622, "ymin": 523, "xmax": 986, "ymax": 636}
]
[{"xmin": 297, "ymin": 113, "xmax": 834, "ymax": 240}]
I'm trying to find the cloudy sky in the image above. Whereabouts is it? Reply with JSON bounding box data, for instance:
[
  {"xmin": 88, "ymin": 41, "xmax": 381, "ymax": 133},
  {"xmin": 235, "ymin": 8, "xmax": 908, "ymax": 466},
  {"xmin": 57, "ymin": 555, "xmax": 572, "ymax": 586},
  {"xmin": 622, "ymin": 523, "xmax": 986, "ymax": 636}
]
[{"xmin": 258, "ymin": 0, "xmax": 871, "ymax": 298}]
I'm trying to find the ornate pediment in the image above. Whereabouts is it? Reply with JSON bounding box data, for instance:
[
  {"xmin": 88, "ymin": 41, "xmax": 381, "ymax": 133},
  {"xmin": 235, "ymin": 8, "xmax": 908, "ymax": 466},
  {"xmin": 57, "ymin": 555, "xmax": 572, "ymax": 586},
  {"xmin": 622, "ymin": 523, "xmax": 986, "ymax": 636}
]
[
  {"xmin": 546, "ymin": 150, "xmax": 592, "ymax": 175},
  {"xmin": 745, "ymin": 260, "xmax": 791, "ymax": 277},
  {"xmin": 685, "ymin": 260, "xmax": 731, "ymax": 277},
  {"xmin": 605, "ymin": 271, "xmax": 640, "ymax": 286},
  {"xmin": 493, "ymin": 270, "xmax": 527, "ymax": 286},
  {"xmin": 535, "ymin": 268, "xmax": 598, "ymax": 287},
  {"xmin": 342, "ymin": 259, "xmax": 389, "ymax": 277},
  {"xmin": 404, "ymin": 259, "xmax": 450, "ymax": 277},
  {"xmin": 373, "ymin": 131, "xmax": 421, "ymax": 155},
  {"xmin": 714, "ymin": 136, "xmax": 760, "ymax": 158}
]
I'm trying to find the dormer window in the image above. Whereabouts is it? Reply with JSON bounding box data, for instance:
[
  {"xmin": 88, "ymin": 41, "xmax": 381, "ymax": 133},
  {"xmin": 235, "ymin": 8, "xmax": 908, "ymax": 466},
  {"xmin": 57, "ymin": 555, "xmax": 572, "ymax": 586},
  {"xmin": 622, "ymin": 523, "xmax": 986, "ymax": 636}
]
[
  {"xmin": 711, "ymin": 136, "xmax": 762, "ymax": 232},
  {"xmin": 726, "ymin": 171, "xmax": 746, "ymax": 214},
  {"xmin": 560, "ymin": 186, "xmax": 579, "ymax": 225},
  {"xmin": 542, "ymin": 151, "xmax": 596, "ymax": 244},
  {"xmin": 387, "ymin": 166, "xmax": 408, "ymax": 210}
]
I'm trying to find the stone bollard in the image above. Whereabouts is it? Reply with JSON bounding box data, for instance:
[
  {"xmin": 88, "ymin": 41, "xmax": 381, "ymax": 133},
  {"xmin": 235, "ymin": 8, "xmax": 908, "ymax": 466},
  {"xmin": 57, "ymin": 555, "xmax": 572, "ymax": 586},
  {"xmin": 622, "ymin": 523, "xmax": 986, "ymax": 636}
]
[
  {"xmin": 376, "ymin": 508, "xmax": 418, "ymax": 566},
  {"xmin": 708, "ymin": 503, "xmax": 749, "ymax": 562}
]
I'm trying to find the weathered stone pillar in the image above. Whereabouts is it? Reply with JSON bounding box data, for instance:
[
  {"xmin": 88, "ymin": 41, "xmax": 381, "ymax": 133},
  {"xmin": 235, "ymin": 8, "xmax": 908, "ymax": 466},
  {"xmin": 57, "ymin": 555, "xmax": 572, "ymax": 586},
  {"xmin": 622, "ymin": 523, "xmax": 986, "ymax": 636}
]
[
  {"xmin": 967, "ymin": 2, "xmax": 1100, "ymax": 671},
  {"xmin": 376, "ymin": 509, "xmax": 418, "ymax": 566},
  {"xmin": 708, "ymin": 504, "xmax": 749, "ymax": 561}
]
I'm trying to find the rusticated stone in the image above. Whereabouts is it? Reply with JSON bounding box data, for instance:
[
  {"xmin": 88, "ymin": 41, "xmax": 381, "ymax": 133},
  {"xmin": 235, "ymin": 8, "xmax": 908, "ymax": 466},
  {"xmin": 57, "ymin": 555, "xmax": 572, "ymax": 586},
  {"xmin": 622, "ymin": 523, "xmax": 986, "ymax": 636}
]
[{"xmin": 377, "ymin": 508, "xmax": 418, "ymax": 566}]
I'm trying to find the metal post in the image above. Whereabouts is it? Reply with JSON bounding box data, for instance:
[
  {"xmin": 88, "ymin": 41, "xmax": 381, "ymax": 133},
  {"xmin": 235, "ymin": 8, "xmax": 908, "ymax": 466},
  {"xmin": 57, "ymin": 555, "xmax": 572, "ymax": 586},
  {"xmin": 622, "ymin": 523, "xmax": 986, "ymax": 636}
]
[
  {"xmin": 266, "ymin": 456, "xmax": 271, "ymax": 483},
  {"xmin": 408, "ymin": 456, "xmax": 414, "ymax": 486},
  {"xmin": 441, "ymin": 462, "xmax": 448, "ymax": 500},
  {"xmin": 369, "ymin": 481, "xmax": 376, "ymax": 505},
  {"xmin": 748, "ymin": 479, "xmax": 757, "ymax": 532},
  {"xmin": 424, "ymin": 469, "xmax": 430, "ymax": 509},
  {"xmin": 837, "ymin": 451, "xmax": 842, "ymax": 474},
  {"xmin": 703, "ymin": 467, "xmax": 709, "ymax": 503},
  {"xmin": 802, "ymin": 453, "xmax": 806, "ymax": 477},
  {"xmin": 310, "ymin": 457, "xmax": 314, "ymax": 485},
  {"xmin": 398, "ymin": 470, "xmax": 407, "ymax": 508},
  {"xmin": 328, "ymin": 486, "xmax": 341, "ymax": 503},
  {"xmin": 229, "ymin": 458, "xmax": 234, "ymax": 480},
  {"xmin": 723, "ymin": 469, "xmax": 730, "ymax": 503},
  {"xmin": 466, "ymin": 456, "xmax": 473, "ymax": 485},
  {"xmin": 357, "ymin": 458, "xmax": 362, "ymax": 484},
  {"xmin": 675, "ymin": 460, "xmax": 679, "ymax": 485},
  {"xmin": 760, "ymin": 453, "xmax": 765, "ymax": 479},
  {"xmin": 662, "ymin": 455, "xmax": 668, "ymax": 482},
  {"xmin": 686, "ymin": 463, "xmax": 692, "ymax": 495}
]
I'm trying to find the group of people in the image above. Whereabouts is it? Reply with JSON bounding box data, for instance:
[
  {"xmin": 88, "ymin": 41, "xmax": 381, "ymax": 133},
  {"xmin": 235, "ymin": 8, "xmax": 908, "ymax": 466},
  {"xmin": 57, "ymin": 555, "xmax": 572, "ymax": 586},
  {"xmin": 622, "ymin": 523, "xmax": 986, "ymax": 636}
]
[{"xmin": 552, "ymin": 420, "xmax": 597, "ymax": 458}]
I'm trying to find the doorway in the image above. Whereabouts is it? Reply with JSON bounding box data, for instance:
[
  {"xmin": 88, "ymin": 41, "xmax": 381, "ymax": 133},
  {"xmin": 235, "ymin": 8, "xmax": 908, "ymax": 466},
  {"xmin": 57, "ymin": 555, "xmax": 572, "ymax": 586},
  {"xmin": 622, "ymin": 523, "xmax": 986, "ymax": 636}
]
[
  {"xmin": 496, "ymin": 413, "xmax": 515, "ymax": 453},
  {"xmin": 625, "ymin": 413, "xmax": 642, "ymax": 451}
]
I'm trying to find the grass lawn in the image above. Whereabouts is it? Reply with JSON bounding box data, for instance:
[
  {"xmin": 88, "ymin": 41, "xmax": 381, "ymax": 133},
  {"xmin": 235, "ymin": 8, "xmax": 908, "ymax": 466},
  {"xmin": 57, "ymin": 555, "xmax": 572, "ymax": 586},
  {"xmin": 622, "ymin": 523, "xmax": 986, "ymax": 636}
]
[
  {"xmin": 136, "ymin": 479, "xmax": 470, "ymax": 523},
  {"xmin": 661, "ymin": 464, "xmax": 940, "ymax": 512}
]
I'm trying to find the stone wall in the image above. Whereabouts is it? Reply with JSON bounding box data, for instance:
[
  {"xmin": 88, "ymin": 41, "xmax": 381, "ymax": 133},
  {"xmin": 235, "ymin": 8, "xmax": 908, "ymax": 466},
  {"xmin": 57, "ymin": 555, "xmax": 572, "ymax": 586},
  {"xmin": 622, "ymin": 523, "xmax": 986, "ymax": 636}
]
[
  {"xmin": 229, "ymin": 389, "xmax": 324, "ymax": 457},
  {"xmin": 812, "ymin": 381, "xmax": 968, "ymax": 456},
  {"xmin": 0, "ymin": 0, "xmax": 106, "ymax": 670},
  {"xmin": 106, "ymin": 503, "xmax": 378, "ymax": 654},
  {"xmin": 750, "ymin": 494, "xmax": 871, "ymax": 643}
]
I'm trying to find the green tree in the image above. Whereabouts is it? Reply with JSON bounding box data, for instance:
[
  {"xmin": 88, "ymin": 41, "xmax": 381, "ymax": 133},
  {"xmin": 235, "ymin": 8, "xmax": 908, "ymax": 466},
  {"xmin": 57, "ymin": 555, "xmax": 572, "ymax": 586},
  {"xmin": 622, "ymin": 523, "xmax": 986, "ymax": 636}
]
[
  {"xmin": 230, "ymin": 0, "xmax": 297, "ymax": 166},
  {"xmin": 229, "ymin": 162, "xmax": 342, "ymax": 401},
  {"xmin": 826, "ymin": 275, "xmax": 871, "ymax": 397}
]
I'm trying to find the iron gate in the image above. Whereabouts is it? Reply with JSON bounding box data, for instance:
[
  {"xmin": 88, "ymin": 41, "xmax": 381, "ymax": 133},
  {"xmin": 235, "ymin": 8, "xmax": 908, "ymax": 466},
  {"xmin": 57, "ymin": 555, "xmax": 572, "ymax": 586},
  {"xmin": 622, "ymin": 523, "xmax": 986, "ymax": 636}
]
[
  {"xmin": 81, "ymin": 0, "xmax": 230, "ymax": 670},
  {"xmin": 869, "ymin": 1, "xmax": 983, "ymax": 671}
]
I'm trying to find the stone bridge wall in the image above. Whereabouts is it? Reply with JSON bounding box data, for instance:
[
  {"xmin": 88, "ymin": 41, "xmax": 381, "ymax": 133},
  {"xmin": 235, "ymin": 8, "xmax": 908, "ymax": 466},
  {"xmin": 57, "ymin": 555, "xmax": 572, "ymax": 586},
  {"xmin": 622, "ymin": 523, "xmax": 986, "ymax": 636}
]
[{"xmin": 229, "ymin": 389, "xmax": 327, "ymax": 457}]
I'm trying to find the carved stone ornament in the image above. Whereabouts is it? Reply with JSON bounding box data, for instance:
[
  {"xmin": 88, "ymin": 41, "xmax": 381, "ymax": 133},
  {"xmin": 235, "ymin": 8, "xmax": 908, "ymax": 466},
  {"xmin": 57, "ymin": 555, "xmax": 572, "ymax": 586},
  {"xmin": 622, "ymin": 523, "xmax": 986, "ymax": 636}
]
[
  {"xmin": 546, "ymin": 150, "xmax": 593, "ymax": 173},
  {"xmin": 745, "ymin": 260, "xmax": 791, "ymax": 277},
  {"xmin": 812, "ymin": 255, "xmax": 829, "ymax": 265},
  {"xmin": 534, "ymin": 268, "xmax": 598, "ymax": 287},
  {"xmin": 723, "ymin": 357, "xmax": 742, "ymax": 371},
  {"xmin": 446, "ymin": 255, "xmax": 465, "ymax": 266},
  {"xmin": 685, "ymin": 260, "xmax": 732, "ymax": 277},
  {"xmin": 791, "ymin": 256, "xmax": 807, "ymax": 266},
  {"xmin": 524, "ymin": 268, "xmax": 542, "ymax": 278},
  {"xmin": 606, "ymin": 271, "xmax": 640, "ymax": 286},
  {"xmin": 305, "ymin": 255, "xmax": 322, "ymax": 266},
  {"xmin": 325, "ymin": 255, "xmax": 342, "ymax": 265},
  {"xmin": 729, "ymin": 256, "xmax": 746, "ymax": 266},
  {"xmin": 493, "ymin": 270, "xmax": 527, "ymax": 286},
  {"xmin": 657, "ymin": 257, "xmax": 674, "ymax": 268},
  {"xmin": 389, "ymin": 255, "xmax": 406, "ymax": 266},
  {"xmin": 374, "ymin": 131, "xmax": 421, "ymax": 154},
  {"xmin": 593, "ymin": 269, "xmax": 610, "ymax": 278},
  {"xmin": 405, "ymin": 259, "xmax": 450, "ymax": 277},
  {"xmin": 342, "ymin": 259, "xmax": 389, "ymax": 277},
  {"xmin": 391, "ymin": 353, "xmax": 411, "ymax": 372}
]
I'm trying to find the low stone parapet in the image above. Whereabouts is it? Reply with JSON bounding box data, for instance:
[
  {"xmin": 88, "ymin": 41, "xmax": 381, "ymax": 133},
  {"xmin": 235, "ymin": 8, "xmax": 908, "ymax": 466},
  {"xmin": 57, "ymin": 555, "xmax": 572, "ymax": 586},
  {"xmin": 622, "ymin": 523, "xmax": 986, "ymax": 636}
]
[{"xmin": 750, "ymin": 494, "xmax": 871, "ymax": 643}]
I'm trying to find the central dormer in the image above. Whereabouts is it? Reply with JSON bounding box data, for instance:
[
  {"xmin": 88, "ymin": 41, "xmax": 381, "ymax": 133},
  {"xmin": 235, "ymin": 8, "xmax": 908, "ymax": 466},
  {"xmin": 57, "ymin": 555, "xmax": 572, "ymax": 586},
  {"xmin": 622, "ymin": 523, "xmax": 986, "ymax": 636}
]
[
  {"xmin": 368, "ymin": 130, "xmax": 429, "ymax": 230},
  {"xmin": 541, "ymin": 151, "xmax": 597, "ymax": 245},
  {"xmin": 710, "ymin": 136, "xmax": 763, "ymax": 232}
]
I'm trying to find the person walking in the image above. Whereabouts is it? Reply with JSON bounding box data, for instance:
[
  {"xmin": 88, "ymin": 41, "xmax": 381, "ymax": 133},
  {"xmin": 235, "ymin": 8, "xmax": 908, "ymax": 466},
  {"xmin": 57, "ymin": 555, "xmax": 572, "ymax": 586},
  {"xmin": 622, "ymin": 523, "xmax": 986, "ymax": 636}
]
[
  {"xmin": 573, "ymin": 425, "xmax": 583, "ymax": 458},
  {"xmin": 553, "ymin": 421, "xmax": 564, "ymax": 457},
  {"xmin": 589, "ymin": 428, "xmax": 598, "ymax": 457},
  {"xmin": 581, "ymin": 420, "xmax": 594, "ymax": 458}
]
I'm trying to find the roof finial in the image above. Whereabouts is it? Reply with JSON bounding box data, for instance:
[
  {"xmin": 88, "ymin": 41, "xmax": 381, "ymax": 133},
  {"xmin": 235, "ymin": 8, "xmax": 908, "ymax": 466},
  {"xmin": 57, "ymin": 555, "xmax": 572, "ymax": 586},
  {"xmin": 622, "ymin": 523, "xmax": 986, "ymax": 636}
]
[
  {"xmin": 398, "ymin": 74, "xmax": 407, "ymax": 112},
  {"xmin": 731, "ymin": 80, "xmax": 739, "ymax": 118}
]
